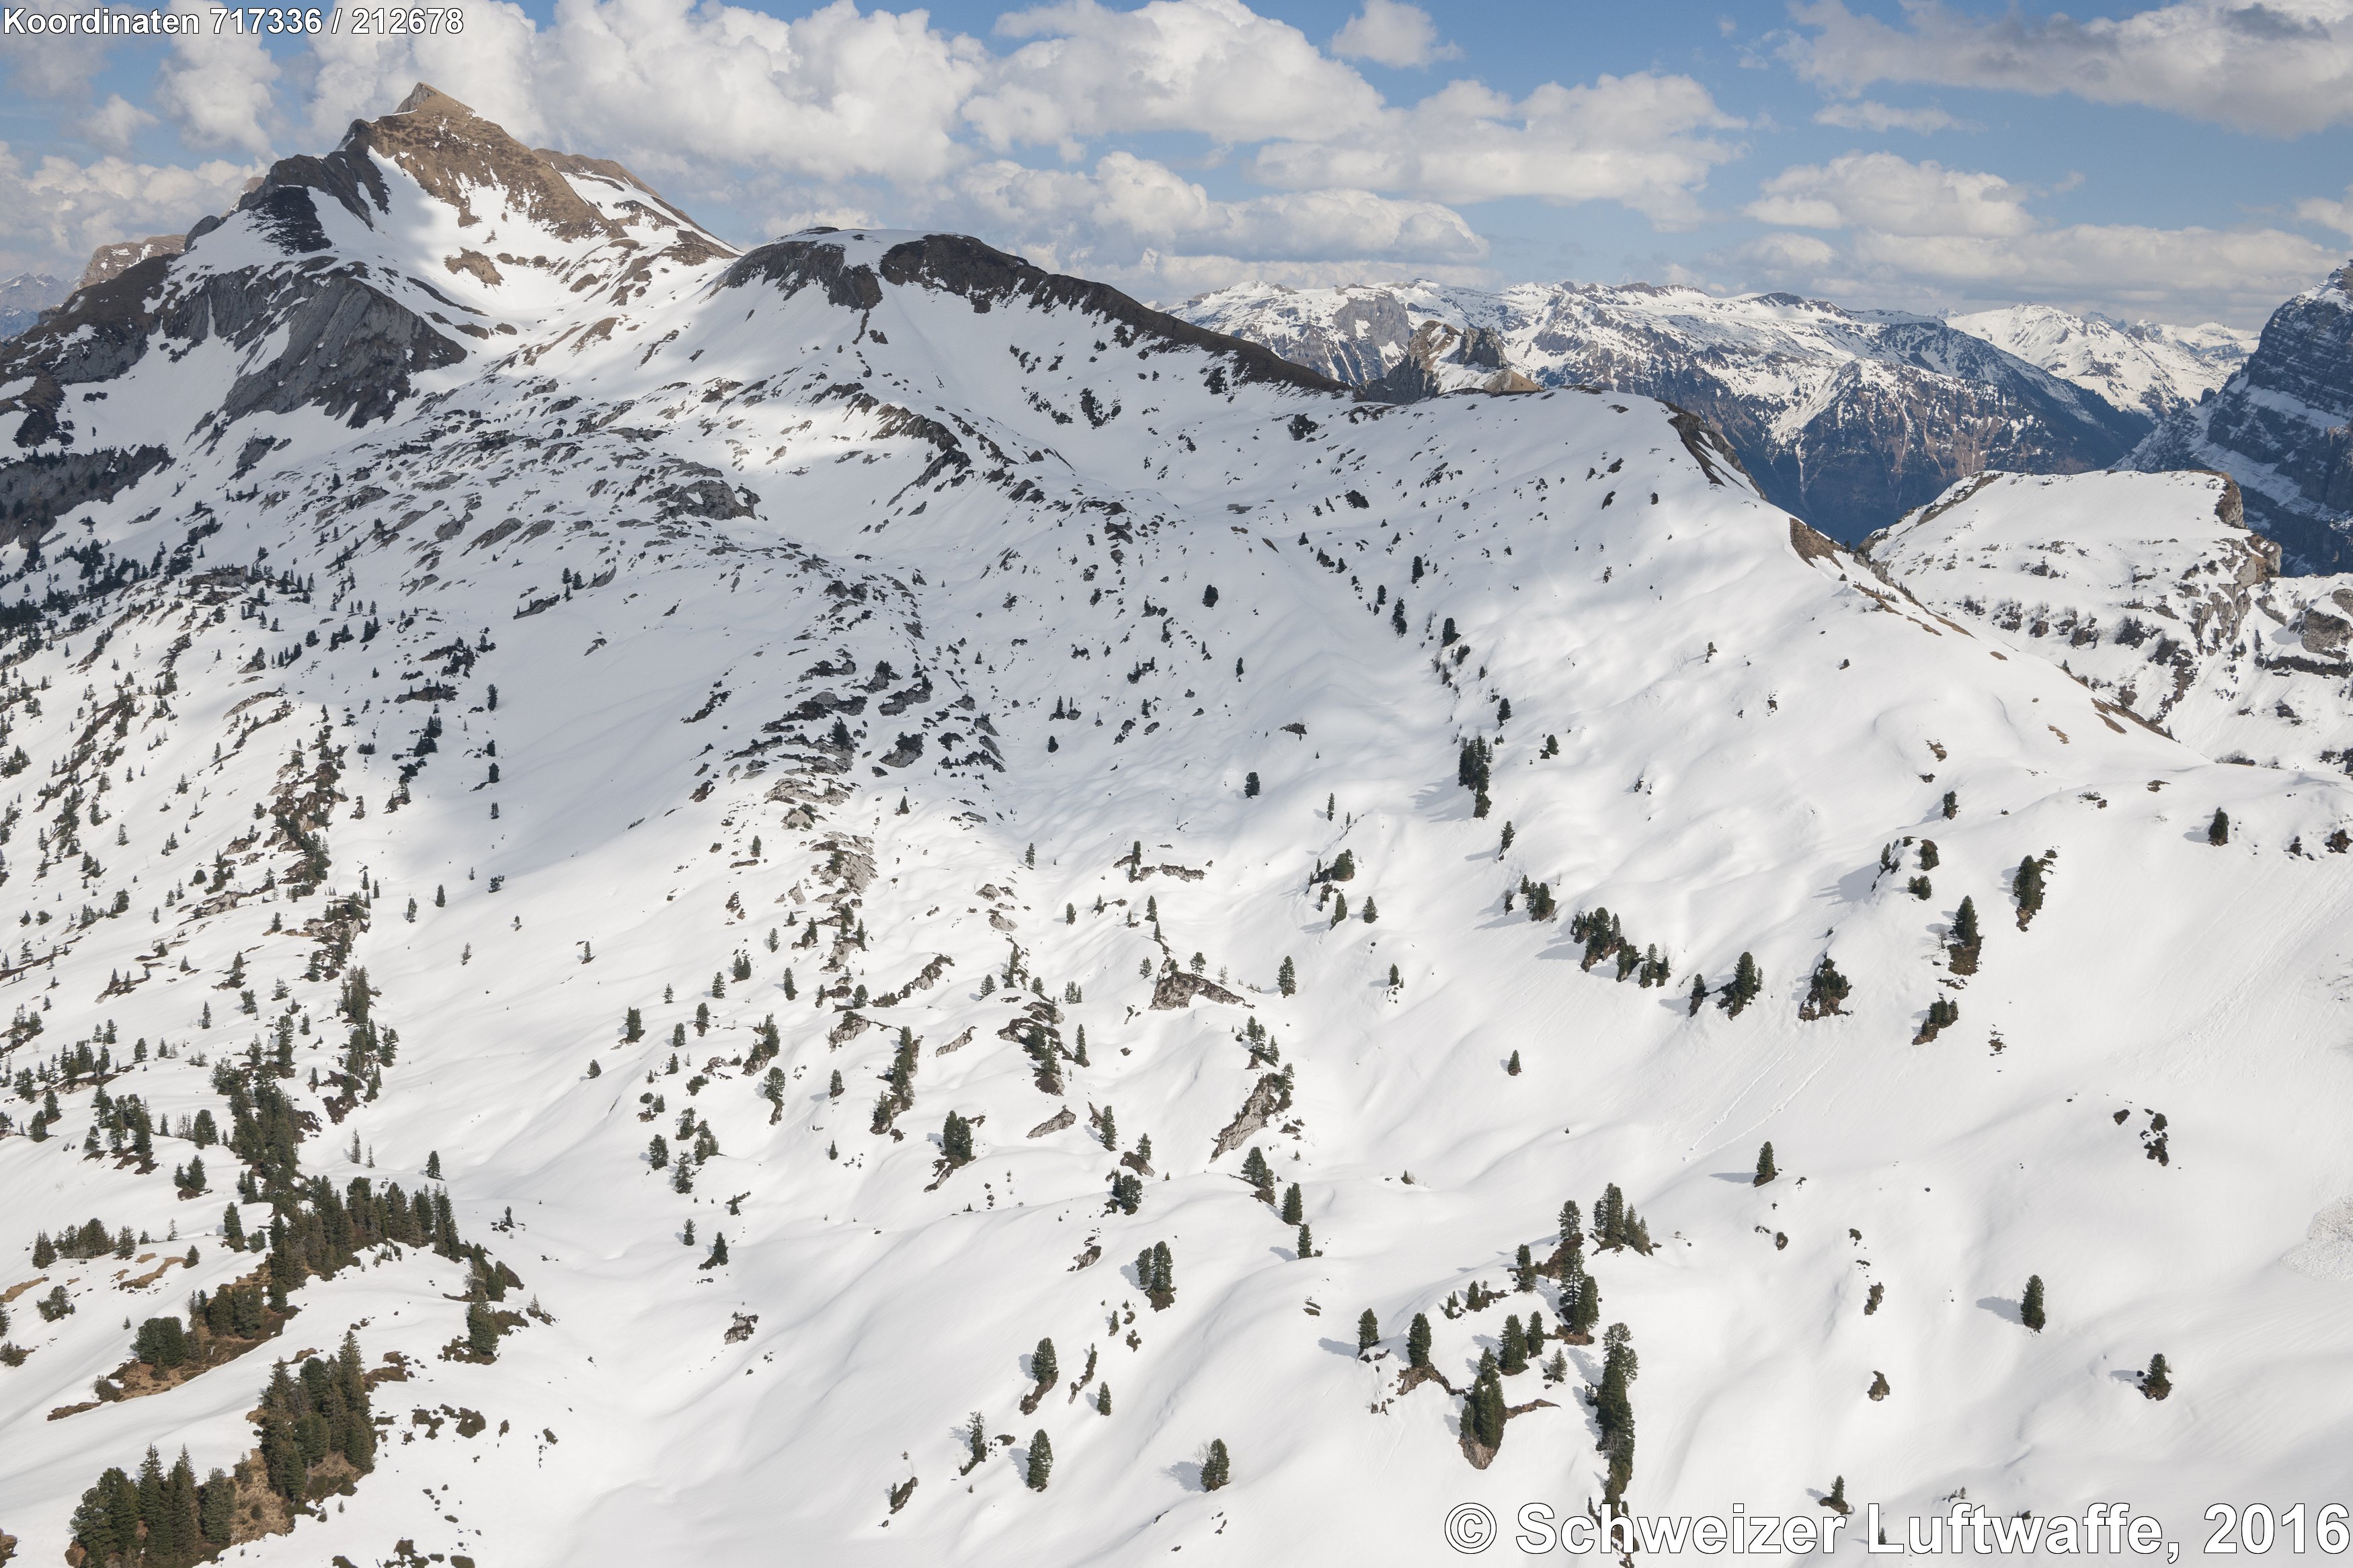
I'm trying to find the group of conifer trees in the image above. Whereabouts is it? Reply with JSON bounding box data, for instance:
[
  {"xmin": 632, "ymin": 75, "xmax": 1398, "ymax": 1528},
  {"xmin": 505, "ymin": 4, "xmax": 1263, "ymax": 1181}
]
[{"xmin": 68, "ymin": 1333, "xmax": 374, "ymax": 1567}]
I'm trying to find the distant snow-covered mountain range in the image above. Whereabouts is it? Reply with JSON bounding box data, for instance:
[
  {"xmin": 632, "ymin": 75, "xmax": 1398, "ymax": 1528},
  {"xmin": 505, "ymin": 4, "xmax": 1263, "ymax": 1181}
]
[{"xmin": 1176, "ymin": 280, "xmax": 2253, "ymax": 544}]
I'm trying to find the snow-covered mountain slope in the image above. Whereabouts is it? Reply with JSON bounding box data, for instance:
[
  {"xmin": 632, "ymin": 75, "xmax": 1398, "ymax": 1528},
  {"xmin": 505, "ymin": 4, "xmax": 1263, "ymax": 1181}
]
[
  {"xmin": 1179, "ymin": 281, "xmax": 2151, "ymax": 545},
  {"xmin": 5, "ymin": 87, "xmax": 2353, "ymax": 1568},
  {"xmin": 2130, "ymin": 264, "xmax": 2353, "ymax": 575},
  {"xmin": 1866, "ymin": 469, "xmax": 2353, "ymax": 770},
  {"xmin": 1945, "ymin": 305, "xmax": 2253, "ymax": 421},
  {"xmin": 0, "ymin": 273, "xmax": 66, "ymax": 341}
]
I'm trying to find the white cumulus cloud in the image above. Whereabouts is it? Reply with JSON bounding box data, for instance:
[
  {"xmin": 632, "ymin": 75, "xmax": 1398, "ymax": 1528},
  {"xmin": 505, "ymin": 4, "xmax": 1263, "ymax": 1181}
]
[
  {"xmin": 1331, "ymin": 0, "xmax": 1458, "ymax": 68},
  {"xmin": 1788, "ymin": 0, "xmax": 2353, "ymax": 138},
  {"xmin": 1735, "ymin": 151, "xmax": 2336, "ymax": 321},
  {"xmin": 153, "ymin": 0, "xmax": 282, "ymax": 153},
  {"xmin": 0, "ymin": 144, "xmax": 258, "ymax": 276},
  {"xmin": 967, "ymin": 0, "xmax": 1382, "ymax": 148},
  {"xmin": 1253, "ymin": 72, "xmax": 1740, "ymax": 222},
  {"xmin": 1745, "ymin": 153, "xmax": 2032, "ymax": 238}
]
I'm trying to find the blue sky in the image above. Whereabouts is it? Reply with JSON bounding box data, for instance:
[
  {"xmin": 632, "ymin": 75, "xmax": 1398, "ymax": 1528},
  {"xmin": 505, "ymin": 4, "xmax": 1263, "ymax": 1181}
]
[{"xmin": 3, "ymin": 0, "xmax": 2350, "ymax": 323}]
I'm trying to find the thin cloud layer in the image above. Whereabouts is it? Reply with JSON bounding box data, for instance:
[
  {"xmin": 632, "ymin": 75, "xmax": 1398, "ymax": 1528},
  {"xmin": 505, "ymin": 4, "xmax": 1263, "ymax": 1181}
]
[{"xmin": 1790, "ymin": 0, "xmax": 2353, "ymax": 138}]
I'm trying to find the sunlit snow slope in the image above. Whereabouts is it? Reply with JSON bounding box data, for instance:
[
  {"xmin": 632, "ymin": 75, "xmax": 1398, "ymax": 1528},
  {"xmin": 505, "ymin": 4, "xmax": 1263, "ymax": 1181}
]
[
  {"xmin": 1868, "ymin": 469, "xmax": 2353, "ymax": 772},
  {"xmin": 2, "ymin": 88, "xmax": 2353, "ymax": 1568}
]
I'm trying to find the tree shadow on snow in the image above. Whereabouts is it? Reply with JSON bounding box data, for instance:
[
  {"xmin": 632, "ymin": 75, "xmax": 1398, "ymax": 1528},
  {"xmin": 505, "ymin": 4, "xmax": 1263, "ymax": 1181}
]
[
  {"xmin": 1975, "ymin": 1295, "xmax": 2022, "ymax": 1325},
  {"xmin": 1164, "ymin": 1459, "xmax": 1206, "ymax": 1492}
]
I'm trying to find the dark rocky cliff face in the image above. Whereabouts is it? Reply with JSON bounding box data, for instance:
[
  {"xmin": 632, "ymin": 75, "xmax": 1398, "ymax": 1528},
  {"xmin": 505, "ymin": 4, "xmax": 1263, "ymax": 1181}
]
[
  {"xmin": 1523, "ymin": 329, "xmax": 2146, "ymax": 543},
  {"xmin": 2131, "ymin": 270, "xmax": 2353, "ymax": 574},
  {"xmin": 1186, "ymin": 284, "xmax": 2149, "ymax": 543}
]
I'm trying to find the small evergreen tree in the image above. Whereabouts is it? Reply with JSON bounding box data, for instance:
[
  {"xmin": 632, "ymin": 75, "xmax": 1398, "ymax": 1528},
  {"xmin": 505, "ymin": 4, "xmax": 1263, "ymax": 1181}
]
[
  {"xmin": 1358, "ymin": 1309, "xmax": 1380, "ymax": 1352},
  {"xmin": 1689, "ymin": 973, "xmax": 1708, "ymax": 1016},
  {"xmin": 965, "ymin": 1411, "xmax": 988, "ymax": 1468},
  {"xmin": 2021, "ymin": 1274, "xmax": 2046, "ymax": 1332},
  {"xmin": 1466, "ymin": 1366, "xmax": 1506, "ymax": 1451},
  {"xmin": 1827, "ymin": 1475, "xmax": 1849, "ymax": 1514},
  {"xmin": 2013, "ymin": 854, "xmax": 2046, "ymax": 926},
  {"xmin": 1096, "ymin": 1383, "xmax": 1112, "ymax": 1415},
  {"xmin": 1296, "ymin": 1222, "xmax": 1314, "ymax": 1257},
  {"xmin": 1244, "ymin": 772, "xmax": 1260, "ymax": 798},
  {"xmin": 943, "ymin": 1111, "xmax": 974, "ymax": 1165},
  {"xmin": 1755, "ymin": 1141, "xmax": 1777, "ymax": 1186},
  {"xmin": 2143, "ymin": 1352, "xmax": 2171, "ymax": 1400},
  {"xmin": 1201, "ymin": 1438, "xmax": 1231, "ymax": 1491},
  {"xmin": 1031, "ymin": 1337, "xmax": 1058, "ymax": 1389},
  {"xmin": 1500, "ymin": 1314, "xmax": 1528, "ymax": 1374},
  {"xmin": 1720, "ymin": 952, "xmax": 1762, "ymax": 1016},
  {"xmin": 1803, "ymin": 955, "xmax": 1850, "ymax": 1017},
  {"xmin": 707, "ymin": 1233, "xmax": 729, "ymax": 1266},
  {"xmin": 467, "ymin": 1301, "xmax": 498, "ymax": 1358},
  {"xmin": 1026, "ymin": 1431, "xmax": 1053, "ymax": 1491},
  {"xmin": 2209, "ymin": 808, "xmax": 2230, "ymax": 845},
  {"xmin": 1408, "ymin": 1312, "xmax": 1433, "ymax": 1368},
  {"xmin": 1942, "ymin": 789, "xmax": 1958, "ymax": 819},
  {"xmin": 1278, "ymin": 956, "xmax": 1297, "ymax": 995},
  {"xmin": 426, "ymin": 1150, "xmax": 442, "ymax": 1179},
  {"xmin": 1281, "ymin": 1183, "xmax": 1304, "ymax": 1225},
  {"xmin": 1506, "ymin": 1048, "xmax": 1521, "ymax": 1076}
]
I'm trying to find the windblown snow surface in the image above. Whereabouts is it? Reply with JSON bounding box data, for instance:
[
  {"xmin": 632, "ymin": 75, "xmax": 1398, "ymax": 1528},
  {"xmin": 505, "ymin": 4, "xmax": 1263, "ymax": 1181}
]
[{"xmin": 3, "ymin": 91, "xmax": 2353, "ymax": 1568}]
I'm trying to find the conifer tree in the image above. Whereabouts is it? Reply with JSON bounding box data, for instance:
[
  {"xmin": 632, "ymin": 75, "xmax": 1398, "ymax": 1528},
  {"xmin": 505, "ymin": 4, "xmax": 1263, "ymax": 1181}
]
[
  {"xmin": 1201, "ymin": 1438, "xmax": 1231, "ymax": 1491},
  {"xmin": 1358, "ymin": 1309, "xmax": 1380, "ymax": 1353},
  {"xmin": 1720, "ymin": 952, "xmax": 1762, "ymax": 1016},
  {"xmin": 1688, "ymin": 973, "xmax": 1708, "ymax": 1016},
  {"xmin": 1408, "ymin": 1311, "xmax": 1433, "ymax": 1368},
  {"xmin": 2013, "ymin": 854, "xmax": 2046, "ymax": 926},
  {"xmin": 467, "ymin": 1300, "xmax": 498, "ymax": 1358},
  {"xmin": 1031, "ymin": 1337, "xmax": 1059, "ymax": 1389},
  {"xmin": 1755, "ymin": 1142, "xmax": 1778, "ymax": 1186},
  {"xmin": 426, "ymin": 1150, "xmax": 442, "ymax": 1179},
  {"xmin": 1595, "ymin": 1322, "xmax": 1638, "ymax": 1501},
  {"xmin": 1466, "ymin": 1365, "xmax": 1506, "ymax": 1452},
  {"xmin": 1097, "ymin": 1383, "xmax": 1112, "ymax": 1415},
  {"xmin": 943, "ymin": 1111, "xmax": 974, "ymax": 1165},
  {"xmin": 1500, "ymin": 1314, "xmax": 1528, "ymax": 1374},
  {"xmin": 1803, "ymin": 955, "xmax": 1851, "ymax": 1018},
  {"xmin": 1027, "ymin": 1431, "xmax": 1053, "ymax": 1491},
  {"xmin": 2143, "ymin": 1352, "xmax": 2171, "ymax": 1400},
  {"xmin": 708, "ymin": 1233, "xmax": 728, "ymax": 1266},
  {"xmin": 1244, "ymin": 772, "xmax": 1259, "ymax": 798},
  {"xmin": 1827, "ymin": 1475, "xmax": 1849, "ymax": 1514},
  {"xmin": 1242, "ymin": 1146, "xmax": 1273, "ymax": 1198},
  {"xmin": 1281, "ymin": 1183, "xmax": 1304, "ymax": 1225},
  {"xmin": 2209, "ymin": 809, "xmax": 2230, "ymax": 846},
  {"xmin": 1278, "ymin": 956, "xmax": 1297, "ymax": 996},
  {"xmin": 2021, "ymin": 1274, "xmax": 2046, "ymax": 1333}
]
